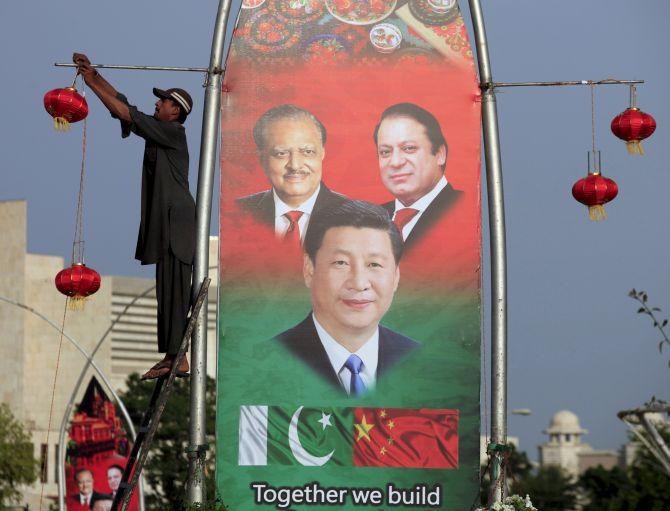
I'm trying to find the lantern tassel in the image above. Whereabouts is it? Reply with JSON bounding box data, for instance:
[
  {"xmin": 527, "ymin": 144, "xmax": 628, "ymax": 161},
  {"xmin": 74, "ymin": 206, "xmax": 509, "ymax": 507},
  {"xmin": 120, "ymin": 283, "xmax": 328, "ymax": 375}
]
[
  {"xmin": 53, "ymin": 117, "xmax": 71, "ymax": 132},
  {"xmin": 626, "ymin": 140, "xmax": 644, "ymax": 156},
  {"xmin": 67, "ymin": 295, "xmax": 87, "ymax": 311},
  {"xmin": 588, "ymin": 205, "xmax": 607, "ymax": 222}
]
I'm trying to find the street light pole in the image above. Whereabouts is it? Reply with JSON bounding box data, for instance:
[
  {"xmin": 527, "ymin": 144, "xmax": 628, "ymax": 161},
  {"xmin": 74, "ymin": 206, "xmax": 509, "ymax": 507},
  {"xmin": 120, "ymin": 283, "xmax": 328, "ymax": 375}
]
[
  {"xmin": 467, "ymin": 0, "xmax": 508, "ymax": 503},
  {"xmin": 187, "ymin": 0, "xmax": 234, "ymax": 503}
]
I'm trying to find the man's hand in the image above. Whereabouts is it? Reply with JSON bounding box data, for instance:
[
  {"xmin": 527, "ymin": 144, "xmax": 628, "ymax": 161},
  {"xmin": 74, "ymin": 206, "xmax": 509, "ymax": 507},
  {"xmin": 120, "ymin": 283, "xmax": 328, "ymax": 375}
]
[
  {"xmin": 73, "ymin": 52, "xmax": 97, "ymax": 83},
  {"xmin": 72, "ymin": 52, "xmax": 128, "ymax": 121}
]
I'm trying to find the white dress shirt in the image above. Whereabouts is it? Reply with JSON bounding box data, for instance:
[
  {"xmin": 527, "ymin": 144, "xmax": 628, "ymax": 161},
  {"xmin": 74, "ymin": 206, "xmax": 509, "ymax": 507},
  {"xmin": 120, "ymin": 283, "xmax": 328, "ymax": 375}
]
[
  {"xmin": 272, "ymin": 185, "xmax": 321, "ymax": 241},
  {"xmin": 392, "ymin": 176, "xmax": 448, "ymax": 240},
  {"xmin": 312, "ymin": 313, "xmax": 378, "ymax": 394}
]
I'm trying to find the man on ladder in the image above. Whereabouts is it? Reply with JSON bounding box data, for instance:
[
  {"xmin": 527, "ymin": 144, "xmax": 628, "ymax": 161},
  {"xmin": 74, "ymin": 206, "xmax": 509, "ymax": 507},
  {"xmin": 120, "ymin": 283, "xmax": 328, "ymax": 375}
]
[{"xmin": 73, "ymin": 53, "xmax": 195, "ymax": 380}]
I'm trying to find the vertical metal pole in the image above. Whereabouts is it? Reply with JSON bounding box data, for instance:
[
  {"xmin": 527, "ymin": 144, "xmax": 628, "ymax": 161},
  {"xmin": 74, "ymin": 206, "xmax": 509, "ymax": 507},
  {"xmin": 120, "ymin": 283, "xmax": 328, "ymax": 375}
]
[
  {"xmin": 188, "ymin": 0, "xmax": 233, "ymax": 503},
  {"xmin": 467, "ymin": 0, "xmax": 508, "ymax": 503}
]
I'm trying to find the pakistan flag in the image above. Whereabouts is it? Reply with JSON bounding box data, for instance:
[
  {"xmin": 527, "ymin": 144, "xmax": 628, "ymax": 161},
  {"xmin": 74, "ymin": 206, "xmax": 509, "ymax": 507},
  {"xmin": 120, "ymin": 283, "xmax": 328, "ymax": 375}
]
[
  {"xmin": 239, "ymin": 406, "xmax": 354, "ymax": 466},
  {"xmin": 239, "ymin": 406, "xmax": 459, "ymax": 469}
]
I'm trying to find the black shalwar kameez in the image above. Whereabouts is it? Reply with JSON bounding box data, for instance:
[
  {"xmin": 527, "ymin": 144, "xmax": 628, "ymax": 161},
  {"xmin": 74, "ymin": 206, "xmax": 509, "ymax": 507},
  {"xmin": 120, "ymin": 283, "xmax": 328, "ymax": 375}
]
[{"xmin": 117, "ymin": 93, "xmax": 196, "ymax": 355}]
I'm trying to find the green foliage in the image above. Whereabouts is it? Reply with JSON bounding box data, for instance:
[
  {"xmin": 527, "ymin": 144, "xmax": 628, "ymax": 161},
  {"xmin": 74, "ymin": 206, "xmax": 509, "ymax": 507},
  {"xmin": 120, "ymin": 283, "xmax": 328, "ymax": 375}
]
[
  {"xmin": 511, "ymin": 466, "xmax": 578, "ymax": 511},
  {"xmin": 628, "ymin": 289, "xmax": 670, "ymax": 366},
  {"xmin": 120, "ymin": 374, "xmax": 222, "ymax": 510},
  {"xmin": 0, "ymin": 403, "xmax": 39, "ymax": 506},
  {"xmin": 579, "ymin": 428, "xmax": 670, "ymax": 511},
  {"xmin": 579, "ymin": 465, "xmax": 630, "ymax": 511}
]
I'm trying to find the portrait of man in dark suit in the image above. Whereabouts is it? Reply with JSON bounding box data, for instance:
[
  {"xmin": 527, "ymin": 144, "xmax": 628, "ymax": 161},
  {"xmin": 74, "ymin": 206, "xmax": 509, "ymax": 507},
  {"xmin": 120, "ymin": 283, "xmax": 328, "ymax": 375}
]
[
  {"xmin": 237, "ymin": 104, "xmax": 346, "ymax": 244},
  {"xmin": 274, "ymin": 200, "xmax": 419, "ymax": 396},
  {"xmin": 373, "ymin": 103, "xmax": 462, "ymax": 251},
  {"xmin": 67, "ymin": 468, "xmax": 108, "ymax": 510}
]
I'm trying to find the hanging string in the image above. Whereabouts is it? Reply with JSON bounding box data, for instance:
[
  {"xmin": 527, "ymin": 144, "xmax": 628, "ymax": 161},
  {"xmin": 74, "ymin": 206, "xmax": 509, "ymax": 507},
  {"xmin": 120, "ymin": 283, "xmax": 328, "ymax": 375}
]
[
  {"xmin": 590, "ymin": 84, "xmax": 597, "ymax": 155},
  {"xmin": 39, "ymin": 299, "xmax": 70, "ymax": 511},
  {"xmin": 71, "ymin": 76, "xmax": 88, "ymax": 265},
  {"xmin": 482, "ymin": 316, "xmax": 489, "ymax": 449},
  {"xmin": 629, "ymin": 84, "xmax": 637, "ymax": 109}
]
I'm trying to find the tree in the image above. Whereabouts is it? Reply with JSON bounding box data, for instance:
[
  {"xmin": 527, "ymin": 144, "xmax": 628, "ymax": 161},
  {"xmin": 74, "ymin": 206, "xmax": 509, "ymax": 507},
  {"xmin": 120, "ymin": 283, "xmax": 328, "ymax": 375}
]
[
  {"xmin": 0, "ymin": 403, "xmax": 39, "ymax": 506},
  {"xmin": 511, "ymin": 466, "xmax": 578, "ymax": 511},
  {"xmin": 579, "ymin": 465, "xmax": 630, "ymax": 511},
  {"xmin": 120, "ymin": 374, "xmax": 225, "ymax": 510},
  {"xmin": 579, "ymin": 430, "xmax": 670, "ymax": 511}
]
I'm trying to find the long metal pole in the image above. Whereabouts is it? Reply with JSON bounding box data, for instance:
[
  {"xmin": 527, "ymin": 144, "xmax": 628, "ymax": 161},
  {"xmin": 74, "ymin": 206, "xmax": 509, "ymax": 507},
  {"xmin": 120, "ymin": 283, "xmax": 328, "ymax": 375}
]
[
  {"xmin": 467, "ymin": 0, "xmax": 508, "ymax": 503},
  {"xmin": 55, "ymin": 63, "xmax": 208, "ymax": 73},
  {"xmin": 492, "ymin": 79, "xmax": 644, "ymax": 88},
  {"xmin": 188, "ymin": 0, "xmax": 233, "ymax": 503},
  {"xmin": 0, "ymin": 296, "xmax": 139, "ymax": 511}
]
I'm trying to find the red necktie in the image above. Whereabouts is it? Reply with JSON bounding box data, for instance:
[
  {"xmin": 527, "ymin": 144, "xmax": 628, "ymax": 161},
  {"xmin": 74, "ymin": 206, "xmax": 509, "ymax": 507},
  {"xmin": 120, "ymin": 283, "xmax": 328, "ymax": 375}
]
[
  {"xmin": 283, "ymin": 211, "xmax": 304, "ymax": 244},
  {"xmin": 393, "ymin": 208, "xmax": 419, "ymax": 239}
]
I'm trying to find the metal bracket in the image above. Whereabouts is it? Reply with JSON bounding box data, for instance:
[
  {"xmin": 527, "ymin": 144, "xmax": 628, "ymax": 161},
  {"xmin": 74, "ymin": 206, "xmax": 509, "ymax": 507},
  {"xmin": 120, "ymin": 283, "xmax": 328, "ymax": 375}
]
[{"xmin": 185, "ymin": 443, "xmax": 210, "ymax": 458}]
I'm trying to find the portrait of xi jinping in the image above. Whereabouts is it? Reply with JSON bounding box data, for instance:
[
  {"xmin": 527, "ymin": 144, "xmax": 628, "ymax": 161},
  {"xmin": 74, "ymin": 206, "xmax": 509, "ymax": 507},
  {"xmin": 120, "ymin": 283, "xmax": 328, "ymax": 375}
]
[{"xmin": 273, "ymin": 200, "xmax": 419, "ymax": 397}]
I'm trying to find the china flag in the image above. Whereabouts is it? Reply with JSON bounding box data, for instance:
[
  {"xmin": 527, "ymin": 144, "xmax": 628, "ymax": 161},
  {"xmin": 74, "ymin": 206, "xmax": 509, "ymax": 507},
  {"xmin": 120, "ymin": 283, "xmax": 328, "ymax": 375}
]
[{"xmin": 352, "ymin": 408, "xmax": 458, "ymax": 469}]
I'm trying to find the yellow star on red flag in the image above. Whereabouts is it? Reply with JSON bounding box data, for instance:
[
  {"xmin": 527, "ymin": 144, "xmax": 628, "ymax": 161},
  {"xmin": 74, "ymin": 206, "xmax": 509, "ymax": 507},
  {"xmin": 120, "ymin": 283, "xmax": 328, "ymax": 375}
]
[{"xmin": 355, "ymin": 414, "xmax": 375, "ymax": 442}]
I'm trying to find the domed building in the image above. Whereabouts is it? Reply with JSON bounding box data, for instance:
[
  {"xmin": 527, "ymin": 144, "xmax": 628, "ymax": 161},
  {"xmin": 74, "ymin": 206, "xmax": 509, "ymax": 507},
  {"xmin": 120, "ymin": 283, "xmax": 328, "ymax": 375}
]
[
  {"xmin": 538, "ymin": 410, "xmax": 590, "ymax": 477},
  {"xmin": 538, "ymin": 410, "xmax": 620, "ymax": 478}
]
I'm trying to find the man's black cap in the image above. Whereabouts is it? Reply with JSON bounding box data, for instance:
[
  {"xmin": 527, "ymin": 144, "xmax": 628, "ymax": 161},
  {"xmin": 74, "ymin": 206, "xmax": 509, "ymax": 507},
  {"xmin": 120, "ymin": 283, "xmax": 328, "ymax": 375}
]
[{"xmin": 153, "ymin": 87, "xmax": 193, "ymax": 116}]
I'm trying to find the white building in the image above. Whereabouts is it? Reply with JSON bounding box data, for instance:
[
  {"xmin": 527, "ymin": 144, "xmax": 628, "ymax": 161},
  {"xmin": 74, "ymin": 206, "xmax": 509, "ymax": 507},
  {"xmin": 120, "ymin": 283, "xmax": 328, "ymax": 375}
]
[{"xmin": 538, "ymin": 410, "xmax": 619, "ymax": 478}]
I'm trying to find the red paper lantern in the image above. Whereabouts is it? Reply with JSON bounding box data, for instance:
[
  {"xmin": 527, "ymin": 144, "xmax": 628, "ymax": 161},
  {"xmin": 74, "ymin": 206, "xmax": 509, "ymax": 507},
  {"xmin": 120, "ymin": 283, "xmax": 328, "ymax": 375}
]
[
  {"xmin": 55, "ymin": 263, "xmax": 101, "ymax": 309},
  {"xmin": 43, "ymin": 87, "xmax": 88, "ymax": 131},
  {"xmin": 611, "ymin": 107, "xmax": 656, "ymax": 155},
  {"xmin": 572, "ymin": 173, "xmax": 618, "ymax": 221}
]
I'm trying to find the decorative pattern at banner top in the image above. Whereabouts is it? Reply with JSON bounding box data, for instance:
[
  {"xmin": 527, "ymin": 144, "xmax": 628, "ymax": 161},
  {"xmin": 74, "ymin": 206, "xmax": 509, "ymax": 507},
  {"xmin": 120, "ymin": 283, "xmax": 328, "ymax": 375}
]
[
  {"xmin": 325, "ymin": 0, "xmax": 397, "ymax": 25},
  {"xmin": 407, "ymin": 0, "xmax": 459, "ymax": 26},
  {"xmin": 271, "ymin": 0, "xmax": 326, "ymax": 25},
  {"xmin": 239, "ymin": 10, "xmax": 303, "ymax": 55},
  {"xmin": 370, "ymin": 23, "xmax": 403, "ymax": 53},
  {"xmin": 303, "ymin": 34, "xmax": 352, "ymax": 63},
  {"xmin": 242, "ymin": 0, "xmax": 267, "ymax": 8},
  {"xmin": 232, "ymin": 0, "xmax": 472, "ymax": 66}
]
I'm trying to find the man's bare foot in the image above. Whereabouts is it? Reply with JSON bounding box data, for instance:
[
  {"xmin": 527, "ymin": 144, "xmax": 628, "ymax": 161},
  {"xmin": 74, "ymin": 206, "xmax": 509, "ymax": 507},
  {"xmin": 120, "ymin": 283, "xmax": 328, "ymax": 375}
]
[
  {"xmin": 175, "ymin": 356, "xmax": 189, "ymax": 376},
  {"xmin": 141, "ymin": 355, "xmax": 189, "ymax": 380}
]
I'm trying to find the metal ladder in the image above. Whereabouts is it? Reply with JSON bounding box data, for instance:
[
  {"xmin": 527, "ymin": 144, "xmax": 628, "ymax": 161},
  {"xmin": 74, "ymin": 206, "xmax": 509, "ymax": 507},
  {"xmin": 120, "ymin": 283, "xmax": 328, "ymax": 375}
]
[{"xmin": 111, "ymin": 278, "xmax": 211, "ymax": 511}]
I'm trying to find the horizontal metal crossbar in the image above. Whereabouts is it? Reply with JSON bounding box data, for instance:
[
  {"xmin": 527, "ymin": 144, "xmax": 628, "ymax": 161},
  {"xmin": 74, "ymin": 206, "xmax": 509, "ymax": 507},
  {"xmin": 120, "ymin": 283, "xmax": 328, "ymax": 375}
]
[
  {"xmin": 490, "ymin": 78, "xmax": 644, "ymax": 89},
  {"xmin": 55, "ymin": 62, "xmax": 212, "ymax": 73}
]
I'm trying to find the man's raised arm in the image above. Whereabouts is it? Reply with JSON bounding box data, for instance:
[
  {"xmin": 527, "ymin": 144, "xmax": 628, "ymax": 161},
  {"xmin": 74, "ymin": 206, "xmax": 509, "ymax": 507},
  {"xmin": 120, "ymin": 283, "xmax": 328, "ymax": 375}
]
[{"xmin": 73, "ymin": 52, "xmax": 131, "ymax": 122}]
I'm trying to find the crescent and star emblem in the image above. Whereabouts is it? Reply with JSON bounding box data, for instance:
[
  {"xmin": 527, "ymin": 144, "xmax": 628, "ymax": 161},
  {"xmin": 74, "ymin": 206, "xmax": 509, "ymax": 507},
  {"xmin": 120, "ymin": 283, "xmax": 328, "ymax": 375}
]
[{"xmin": 288, "ymin": 406, "xmax": 335, "ymax": 466}]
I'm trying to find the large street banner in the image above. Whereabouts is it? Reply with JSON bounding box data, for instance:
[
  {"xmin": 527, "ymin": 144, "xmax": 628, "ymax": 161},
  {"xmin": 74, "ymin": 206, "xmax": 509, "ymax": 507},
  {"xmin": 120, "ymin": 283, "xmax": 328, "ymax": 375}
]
[{"xmin": 217, "ymin": 0, "xmax": 481, "ymax": 508}]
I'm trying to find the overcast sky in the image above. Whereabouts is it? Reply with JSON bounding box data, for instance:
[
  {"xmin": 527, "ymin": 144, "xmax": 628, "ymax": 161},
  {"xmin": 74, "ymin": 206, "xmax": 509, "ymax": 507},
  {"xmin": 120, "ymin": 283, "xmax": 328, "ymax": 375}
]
[{"xmin": 1, "ymin": 0, "xmax": 668, "ymax": 458}]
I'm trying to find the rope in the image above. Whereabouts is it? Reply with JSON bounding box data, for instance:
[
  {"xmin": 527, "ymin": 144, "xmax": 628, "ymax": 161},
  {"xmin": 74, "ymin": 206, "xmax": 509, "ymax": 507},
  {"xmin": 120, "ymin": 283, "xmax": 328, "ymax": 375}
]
[
  {"xmin": 590, "ymin": 84, "xmax": 597, "ymax": 155},
  {"xmin": 482, "ymin": 315, "xmax": 489, "ymax": 451},
  {"xmin": 39, "ymin": 299, "xmax": 69, "ymax": 511},
  {"xmin": 71, "ymin": 78, "xmax": 88, "ymax": 264}
]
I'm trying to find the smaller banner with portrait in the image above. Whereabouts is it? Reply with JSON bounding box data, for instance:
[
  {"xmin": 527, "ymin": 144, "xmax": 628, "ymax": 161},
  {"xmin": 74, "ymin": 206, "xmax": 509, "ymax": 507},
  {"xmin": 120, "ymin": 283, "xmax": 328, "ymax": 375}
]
[
  {"xmin": 216, "ymin": 0, "xmax": 481, "ymax": 508},
  {"xmin": 64, "ymin": 377, "xmax": 137, "ymax": 511}
]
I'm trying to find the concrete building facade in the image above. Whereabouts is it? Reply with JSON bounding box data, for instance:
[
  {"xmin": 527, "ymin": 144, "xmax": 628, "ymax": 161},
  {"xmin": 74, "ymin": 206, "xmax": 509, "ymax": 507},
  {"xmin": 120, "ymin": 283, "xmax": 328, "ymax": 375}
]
[{"xmin": 0, "ymin": 200, "xmax": 218, "ymax": 509}]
